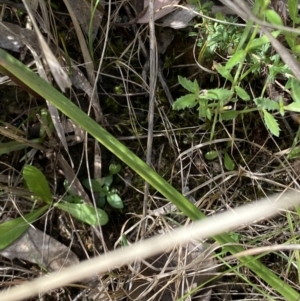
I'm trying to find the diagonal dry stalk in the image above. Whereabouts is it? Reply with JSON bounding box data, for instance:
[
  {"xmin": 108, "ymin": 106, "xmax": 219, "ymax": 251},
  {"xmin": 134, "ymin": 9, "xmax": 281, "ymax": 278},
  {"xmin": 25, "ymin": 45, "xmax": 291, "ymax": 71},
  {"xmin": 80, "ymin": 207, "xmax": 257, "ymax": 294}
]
[{"xmin": 1, "ymin": 190, "xmax": 300, "ymax": 300}]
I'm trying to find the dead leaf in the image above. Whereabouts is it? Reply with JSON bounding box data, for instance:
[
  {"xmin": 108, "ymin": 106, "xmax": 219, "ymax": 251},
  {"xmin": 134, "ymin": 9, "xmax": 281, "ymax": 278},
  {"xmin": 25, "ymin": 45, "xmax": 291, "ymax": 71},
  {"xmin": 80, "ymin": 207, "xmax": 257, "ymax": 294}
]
[
  {"xmin": 137, "ymin": 0, "xmax": 180, "ymax": 23},
  {"xmin": 0, "ymin": 220, "xmax": 79, "ymax": 271},
  {"xmin": 158, "ymin": 3, "xmax": 198, "ymax": 29},
  {"xmin": 0, "ymin": 21, "xmax": 39, "ymax": 53},
  {"xmin": 22, "ymin": 0, "xmax": 72, "ymax": 92}
]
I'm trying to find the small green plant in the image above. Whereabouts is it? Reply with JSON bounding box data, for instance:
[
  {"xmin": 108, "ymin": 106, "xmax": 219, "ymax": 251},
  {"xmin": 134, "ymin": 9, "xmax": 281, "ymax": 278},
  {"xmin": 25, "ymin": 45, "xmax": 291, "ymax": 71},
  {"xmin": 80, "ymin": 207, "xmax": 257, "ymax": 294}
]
[
  {"xmin": 173, "ymin": 61, "xmax": 300, "ymax": 138},
  {"xmin": 194, "ymin": 15, "xmax": 243, "ymax": 58},
  {"xmin": 82, "ymin": 164, "xmax": 124, "ymax": 209},
  {"xmin": 0, "ymin": 165, "xmax": 108, "ymax": 250},
  {"xmin": 205, "ymin": 149, "xmax": 235, "ymax": 171},
  {"xmin": 62, "ymin": 180, "xmax": 86, "ymax": 204},
  {"xmin": 174, "ymin": 0, "xmax": 300, "ymax": 139},
  {"xmin": 1, "ymin": 42, "xmax": 300, "ymax": 299}
]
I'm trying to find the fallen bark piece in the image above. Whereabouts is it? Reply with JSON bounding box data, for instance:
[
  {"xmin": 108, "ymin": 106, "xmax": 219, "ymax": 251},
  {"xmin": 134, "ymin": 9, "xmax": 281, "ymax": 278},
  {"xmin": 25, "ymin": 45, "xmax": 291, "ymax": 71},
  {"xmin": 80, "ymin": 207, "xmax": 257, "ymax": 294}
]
[
  {"xmin": 137, "ymin": 0, "xmax": 180, "ymax": 23},
  {"xmin": 0, "ymin": 221, "xmax": 79, "ymax": 271}
]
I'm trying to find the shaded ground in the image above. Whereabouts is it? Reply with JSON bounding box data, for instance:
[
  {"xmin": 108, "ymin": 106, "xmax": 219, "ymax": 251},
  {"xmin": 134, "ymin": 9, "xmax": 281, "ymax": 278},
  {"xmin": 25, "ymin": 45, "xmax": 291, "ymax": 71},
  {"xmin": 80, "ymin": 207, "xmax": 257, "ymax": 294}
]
[{"xmin": 1, "ymin": 1, "xmax": 300, "ymax": 300}]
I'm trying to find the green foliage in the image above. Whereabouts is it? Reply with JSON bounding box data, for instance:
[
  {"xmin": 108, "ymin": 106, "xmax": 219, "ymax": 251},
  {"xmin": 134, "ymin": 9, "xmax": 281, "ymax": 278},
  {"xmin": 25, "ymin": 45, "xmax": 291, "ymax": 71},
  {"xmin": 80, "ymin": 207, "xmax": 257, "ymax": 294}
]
[
  {"xmin": 0, "ymin": 139, "xmax": 40, "ymax": 156},
  {"xmin": 228, "ymin": 231, "xmax": 241, "ymax": 242},
  {"xmin": 0, "ymin": 206, "xmax": 49, "ymax": 250},
  {"xmin": 39, "ymin": 108, "xmax": 54, "ymax": 140},
  {"xmin": 265, "ymin": 9, "xmax": 283, "ymax": 26},
  {"xmin": 174, "ymin": 1, "xmax": 300, "ymax": 138},
  {"xmin": 178, "ymin": 75, "xmax": 199, "ymax": 93},
  {"xmin": 194, "ymin": 15, "xmax": 243, "ymax": 58},
  {"xmin": 23, "ymin": 165, "xmax": 109, "ymax": 225},
  {"xmin": 23, "ymin": 165, "xmax": 52, "ymax": 204},
  {"xmin": 0, "ymin": 107, "xmax": 48, "ymax": 156},
  {"xmin": 213, "ymin": 62, "xmax": 233, "ymax": 82},
  {"xmin": 1, "ymin": 45, "xmax": 300, "ymax": 300},
  {"xmin": 287, "ymin": 126, "xmax": 300, "ymax": 159},
  {"xmin": 204, "ymin": 149, "xmax": 235, "ymax": 171},
  {"xmin": 290, "ymin": 78, "xmax": 300, "ymax": 104},
  {"xmin": 288, "ymin": 0, "xmax": 300, "ymax": 24},
  {"xmin": 254, "ymin": 97, "xmax": 279, "ymax": 110},
  {"xmin": 82, "ymin": 164, "xmax": 124, "ymax": 209},
  {"xmin": 174, "ymin": 71, "xmax": 291, "ymax": 137},
  {"xmin": 109, "ymin": 163, "xmax": 121, "ymax": 174},
  {"xmin": 173, "ymin": 76, "xmax": 234, "ymax": 122},
  {"xmin": 63, "ymin": 180, "xmax": 84, "ymax": 204},
  {"xmin": 54, "ymin": 202, "xmax": 108, "ymax": 226},
  {"xmin": 226, "ymin": 50, "xmax": 246, "ymax": 69},
  {"xmin": 204, "ymin": 150, "xmax": 218, "ymax": 161},
  {"xmin": 234, "ymin": 86, "xmax": 250, "ymax": 101},
  {"xmin": 0, "ymin": 164, "xmax": 110, "ymax": 248},
  {"xmin": 224, "ymin": 152, "xmax": 235, "ymax": 171}
]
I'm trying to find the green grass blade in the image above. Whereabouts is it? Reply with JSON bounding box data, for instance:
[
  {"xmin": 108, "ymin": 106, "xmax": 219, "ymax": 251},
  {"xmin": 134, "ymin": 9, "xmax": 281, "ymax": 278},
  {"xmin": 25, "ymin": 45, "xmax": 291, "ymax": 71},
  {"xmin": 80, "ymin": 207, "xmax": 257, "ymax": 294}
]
[
  {"xmin": 0, "ymin": 205, "xmax": 49, "ymax": 250},
  {"xmin": 0, "ymin": 139, "xmax": 40, "ymax": 155}
]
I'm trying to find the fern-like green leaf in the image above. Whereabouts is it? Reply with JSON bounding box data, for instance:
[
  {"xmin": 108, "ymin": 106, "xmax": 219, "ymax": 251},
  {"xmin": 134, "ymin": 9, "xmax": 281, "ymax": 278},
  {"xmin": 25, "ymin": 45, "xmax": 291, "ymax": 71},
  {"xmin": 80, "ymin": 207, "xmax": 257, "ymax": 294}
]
[
  {"xmin": 254, "ymin": 98, "xmax": 279, "ymax": 110},
  {"xmin": 206, "ymin": 89, "xmax": 233, "ymax": 102},
  {"xmin": 263, "ymin": 109, "xmax": 280, "ymax": 137},
  {"xmin": 213, "ymin": 62, "xmax": 233, "ymax": 82},
  {"xmin": 235, "ymin": 86, "xmax": 250, "ymax": 101},
  {"xmin": 178, "ymin": 76, "xmax": 199, "ymax": 94},
  {"xmin": 173, "ymin": 94, "xmax": 197, "ymax": 110},
  {"xmin": 285, "ymin": 102, "xmax": 300, "ymax": 112},
  {"xmin": 220, "ymin": 110, "xmax": 239, "ymax": 121}
]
